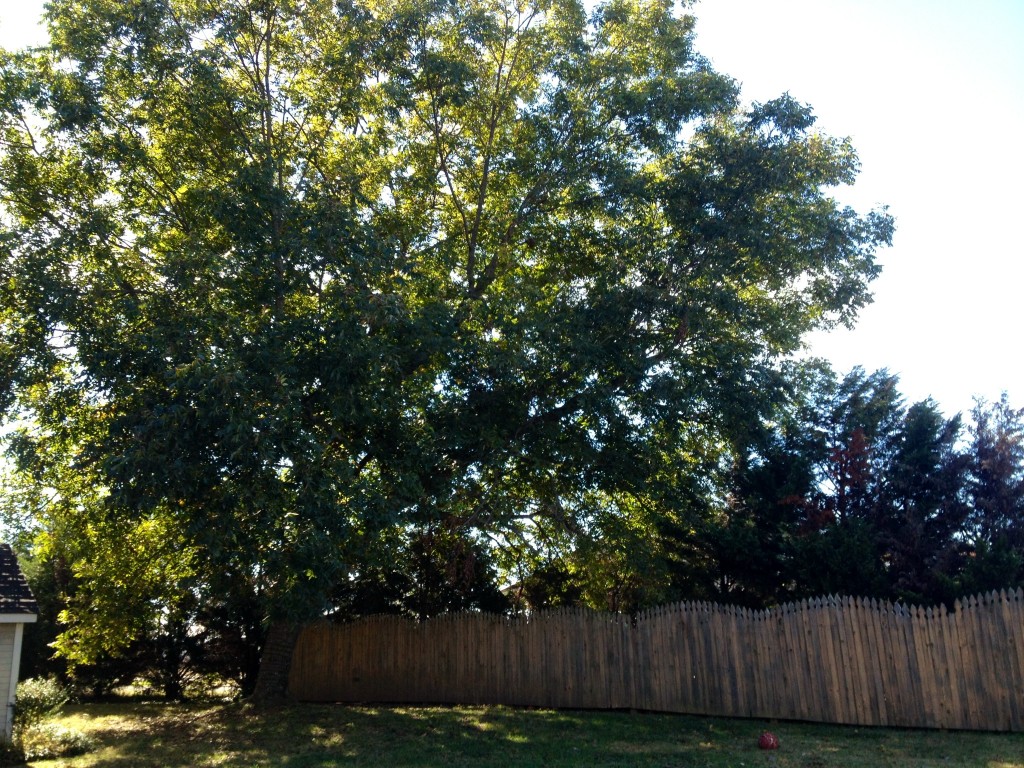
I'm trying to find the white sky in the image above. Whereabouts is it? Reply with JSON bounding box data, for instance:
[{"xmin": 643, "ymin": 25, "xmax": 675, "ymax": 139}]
[
  {"xmin": 1, "ymin": 0, "xmax": 1022, "ymax": 417},
  {"xmin": 694, "ymin": 0, "xmax": 1024, "ymax": 417}
]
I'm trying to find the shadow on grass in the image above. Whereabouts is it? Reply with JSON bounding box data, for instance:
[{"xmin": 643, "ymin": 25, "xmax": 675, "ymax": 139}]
[
  {"xmin": 50, "ymin": 702, "xmax": 743, "ymax": 768},
  {"xmin": 45, "ymin": 701, "xmax": 1024, "ymax": 768}
]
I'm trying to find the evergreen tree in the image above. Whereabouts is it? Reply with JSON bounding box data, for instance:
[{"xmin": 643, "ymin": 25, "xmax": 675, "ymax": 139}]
[
  {"xmin": 960, "ymin": 394, "xmax": 1024, "ymax": 592},
  {"xmin": 877, "ymin": 400, "xmax": 969, "ymax": 604}
]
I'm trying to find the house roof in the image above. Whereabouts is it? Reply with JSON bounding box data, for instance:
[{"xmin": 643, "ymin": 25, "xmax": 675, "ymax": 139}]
[{"xmin": 0, "ymin": 544, "xmax": 38, "ymax": 615}]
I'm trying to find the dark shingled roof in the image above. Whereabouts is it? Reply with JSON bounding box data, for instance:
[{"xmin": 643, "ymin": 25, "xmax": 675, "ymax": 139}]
[{"xmin": 0, "ymin": 544, "xmax": 37, "ymax": 615}]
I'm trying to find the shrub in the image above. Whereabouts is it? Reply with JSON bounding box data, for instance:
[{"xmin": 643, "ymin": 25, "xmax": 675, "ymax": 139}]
[
  {"xmin": 17, "ymin": 723, "xmax": 95, "ymax": 761},
  {"xmin": 12, "ymin": 677, "xmax": 70, "ymax": 731},
  {"xmin": 9, "ymin": 678, "xmax": 93, "ymax": 762}
]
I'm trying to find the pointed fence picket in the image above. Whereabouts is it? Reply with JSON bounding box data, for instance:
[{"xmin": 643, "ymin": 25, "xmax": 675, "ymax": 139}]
[{"xmin": 288, "ymin": 588, "xmax": 1024, "ymax": 731}]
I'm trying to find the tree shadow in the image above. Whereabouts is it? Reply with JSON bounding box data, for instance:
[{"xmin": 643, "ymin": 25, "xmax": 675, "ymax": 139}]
[{"xmin": 60, "ymin": 701, "xmax": 712, "ymax": 767}]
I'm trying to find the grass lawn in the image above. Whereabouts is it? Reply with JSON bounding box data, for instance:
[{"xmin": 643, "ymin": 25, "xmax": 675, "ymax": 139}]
[{"xmin": 25, "ymin": 700, "xmax": 1024, "ymax": 768}]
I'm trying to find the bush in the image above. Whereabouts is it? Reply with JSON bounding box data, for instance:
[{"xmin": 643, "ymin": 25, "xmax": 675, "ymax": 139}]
[
  {"xmin": 9, "ymin": 678, "xmax": 93, "ymax": 762},
  {"xmin": 17, "ymin": 723, "xmax": 95, "ymax": 761},
  {"xmin": 12, "ymin": 677, "xmax": 70, "ymax": 731}
]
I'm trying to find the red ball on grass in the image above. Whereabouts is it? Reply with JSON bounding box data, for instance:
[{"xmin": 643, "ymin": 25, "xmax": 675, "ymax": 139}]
[{"xmin": 758, "ymin": 731, "xmax": 779, "ymax": 750}]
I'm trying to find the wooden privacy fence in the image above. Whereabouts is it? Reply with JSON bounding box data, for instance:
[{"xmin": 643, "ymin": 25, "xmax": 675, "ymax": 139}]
[{"xmin": 289, "ymin": 589, "xmax": 1024, "ymax": 731}]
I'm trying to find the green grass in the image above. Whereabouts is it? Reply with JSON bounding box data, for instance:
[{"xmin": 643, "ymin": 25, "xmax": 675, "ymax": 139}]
[{"xmin": 25, "ymin": 701, "xmax": 1024, "ymax": 768}]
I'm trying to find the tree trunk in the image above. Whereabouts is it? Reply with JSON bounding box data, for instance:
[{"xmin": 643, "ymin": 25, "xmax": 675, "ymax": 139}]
[{"xmin": 249, "ymin": 620, "xmax": 301, "ymax": 708}]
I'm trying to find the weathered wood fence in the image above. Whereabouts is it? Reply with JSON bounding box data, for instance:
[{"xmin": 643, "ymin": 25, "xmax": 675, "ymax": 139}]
[{"xmin": 289, "ymin": 589, "xmax": 1024, "ymax": 731}]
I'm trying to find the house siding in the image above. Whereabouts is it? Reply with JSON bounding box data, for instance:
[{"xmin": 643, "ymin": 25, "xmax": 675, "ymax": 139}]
[{"xmin": 0, "ymin": 623, "xmax": 13, "ymax": 739}]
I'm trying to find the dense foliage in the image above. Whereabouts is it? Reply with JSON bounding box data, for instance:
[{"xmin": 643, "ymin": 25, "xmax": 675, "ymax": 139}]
[
  {"xmin": 2, "ymin": 0, "xmax": 899, "ymax": 699},
  {"xmin": 514, "ymin": 367, "xmax": 1024, "ymax": 612}
]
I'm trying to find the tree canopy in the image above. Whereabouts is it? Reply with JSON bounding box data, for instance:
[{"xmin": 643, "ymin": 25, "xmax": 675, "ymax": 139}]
[{"xmin": 0, "ymin": 0, "xmax": 892, "ymax": 699}]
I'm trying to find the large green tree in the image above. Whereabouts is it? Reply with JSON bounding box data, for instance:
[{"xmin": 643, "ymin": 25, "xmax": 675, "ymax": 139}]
[{"xmin": 0, "ymin": 0, "xmax": 891, "ymax": 701}]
